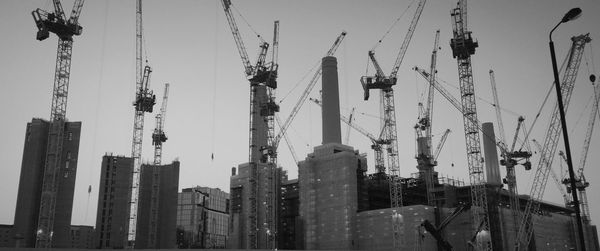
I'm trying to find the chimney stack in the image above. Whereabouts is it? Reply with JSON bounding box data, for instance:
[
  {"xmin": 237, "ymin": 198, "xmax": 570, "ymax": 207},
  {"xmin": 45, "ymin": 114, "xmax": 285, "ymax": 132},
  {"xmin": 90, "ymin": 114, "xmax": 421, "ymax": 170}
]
[{"xmin": 321, "ymin": 56, "xmax": 342, "ymax": 144}]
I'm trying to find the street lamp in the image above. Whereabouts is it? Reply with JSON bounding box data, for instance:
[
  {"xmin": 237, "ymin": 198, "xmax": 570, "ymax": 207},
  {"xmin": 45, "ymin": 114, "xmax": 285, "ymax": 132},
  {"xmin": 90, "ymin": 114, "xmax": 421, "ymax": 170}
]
[{"xmin": 548, "ymin": 7, "xmax": 586, "ymax": 251}]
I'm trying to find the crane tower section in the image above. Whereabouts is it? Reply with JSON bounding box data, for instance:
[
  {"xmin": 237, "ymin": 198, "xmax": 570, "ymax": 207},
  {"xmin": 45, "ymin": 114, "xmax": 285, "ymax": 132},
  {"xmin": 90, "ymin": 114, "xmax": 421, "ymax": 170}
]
[
  {"xmin": 31, "ymin": 0, "xmax": 85, "ymax": 247},
  {"xmin": 127, "ymin": 0, "xmax": 156, "ymax": 247},
  {"xmin": 449, "ymin": 1, "xmax": 490, "ymax": 249}
]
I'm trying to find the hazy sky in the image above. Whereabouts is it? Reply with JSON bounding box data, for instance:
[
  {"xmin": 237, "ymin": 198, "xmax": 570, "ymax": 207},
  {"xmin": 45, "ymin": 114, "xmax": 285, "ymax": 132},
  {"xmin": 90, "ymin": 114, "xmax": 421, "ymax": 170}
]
[{"xmin": 1, "ymin": 0, "xmax": 599, "ymax": 229}]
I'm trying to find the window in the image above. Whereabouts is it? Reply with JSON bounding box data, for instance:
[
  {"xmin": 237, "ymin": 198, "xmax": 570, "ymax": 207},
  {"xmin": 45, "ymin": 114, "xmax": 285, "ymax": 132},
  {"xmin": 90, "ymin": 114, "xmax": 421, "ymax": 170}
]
[{"xmin": 67, "ymin": 132, "xmax": 73, "ymax": 141}]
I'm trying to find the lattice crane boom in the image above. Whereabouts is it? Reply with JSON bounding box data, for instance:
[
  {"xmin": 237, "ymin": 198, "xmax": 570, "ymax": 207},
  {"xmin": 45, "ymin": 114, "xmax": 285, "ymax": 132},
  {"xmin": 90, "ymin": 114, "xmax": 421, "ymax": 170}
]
[
  {"xmin": 221, "ymin": 0, "xmax": 253, "ymax": 76},
  {"xmin": 345, "ymin": 108, "xmax": 356, "ymax": 144},
  {"xmin": 389, "ymin": 0, "xmax": 426, "ymax": 80},
  {"xmin": 532, "ymin": 140, "xmax": 570, "ymax": 205},
  {"xmin": 433, "ymin": 129, "xmax": 451, "ymax": 162},
  {"xmin": 31, "ymin": 0, "xmax": 85, "ymax": 247},
  {"xmin": 577, "ymin": 76, "xmax": 599, "ymax": 178},
  {"xmin": 575, "ymin": 76, "xmax": 599, "ymax": 222},
  {"xmin": 515, "ymin": 33, "xmax": 590, "ymax": 250},
  {"xmin": 489, "ymin": 70, "xmax": 507, "ymax": 149}
]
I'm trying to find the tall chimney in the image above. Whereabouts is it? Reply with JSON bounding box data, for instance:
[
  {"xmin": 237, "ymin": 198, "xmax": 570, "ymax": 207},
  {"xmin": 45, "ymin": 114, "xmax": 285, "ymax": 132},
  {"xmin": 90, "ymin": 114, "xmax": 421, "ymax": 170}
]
[
  {"xmin": 321, "ymin": 56, "xmax": 342, "ymax": 144},
  {"xmin": 482, "ymin": 122, "xmax": 502, "ymax": 186}
]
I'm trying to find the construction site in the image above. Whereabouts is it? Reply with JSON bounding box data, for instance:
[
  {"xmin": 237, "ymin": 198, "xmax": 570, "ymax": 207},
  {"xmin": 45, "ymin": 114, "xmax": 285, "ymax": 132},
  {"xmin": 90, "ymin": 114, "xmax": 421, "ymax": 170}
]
[{"xmin": 1, "ymin": 0, "xmax": 600, "ymax": 250}]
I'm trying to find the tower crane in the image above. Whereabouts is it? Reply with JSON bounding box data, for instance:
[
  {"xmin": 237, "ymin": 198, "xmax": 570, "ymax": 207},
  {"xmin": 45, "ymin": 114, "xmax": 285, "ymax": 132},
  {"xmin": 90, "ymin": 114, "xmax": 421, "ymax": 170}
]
[
  {"xmin": 448, "ymin": 0, "xmax": 492, "ymax": 247},
  {"xmin": 127, "ymin": 0, "xmax": 156, "ymax": 247},
  {"xmin": 152, "ymin": 83, "xmax": 170, "ymax": 165},
  {"xmin": 147, "ymin": 83, "xmax": 169, "ymax": 248},
  {"xmin": 363, "ymin": 0, "xmax": 425, "ymax": 206},
  {"xmin": 31, "ymin": 0, "xmax": 85, "ymax": 247},
  {"xmin": 221, "ymin": 0, "xmax": 278, "ymax": 247},
  {"xmin": 361, "ymin": 1, "xmax": 426, "ymax": 247},
  {"xmin": 515, "ymin": 33, "xmax": 590, "ymax": 250},
  {"xmin": 415, "ymin": 66, "xmax": 533, "ymax": 226},
  {"xmin": 489, "ymin": 70, "xmax": 532, "ymax": 237},
  {"xmin": 415, "ymin": 30, "xmax": 440, "ymax": 207}
]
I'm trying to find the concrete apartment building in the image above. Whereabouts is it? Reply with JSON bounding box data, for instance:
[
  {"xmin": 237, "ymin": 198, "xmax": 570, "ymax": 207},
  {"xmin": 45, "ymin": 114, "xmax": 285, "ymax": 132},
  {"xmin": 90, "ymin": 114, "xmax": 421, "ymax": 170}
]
[
  {"xmin": 94, "ymin": 154, "xmax": 133, "ymax": 249},
  {"xmin": 12, "ymin": 118, "xmax": 81, "ymax": 248},
  {"xmin": 0, "ymin": 225, "xmax": 12, "ymax": 247},
  {"xmin": 70, "ymin": 225, "xmax": 95, "ymax": 249},
  {"xmin": 94, "ymin": 154, "xmax": 180, "ymax": 249},
  {"xmin": 177, "ymin": 186, "xmax": 229, "ymax": 248},
  {"xmin": 135, "ymin": 161, "xmax": 180, "ymax": 249}
]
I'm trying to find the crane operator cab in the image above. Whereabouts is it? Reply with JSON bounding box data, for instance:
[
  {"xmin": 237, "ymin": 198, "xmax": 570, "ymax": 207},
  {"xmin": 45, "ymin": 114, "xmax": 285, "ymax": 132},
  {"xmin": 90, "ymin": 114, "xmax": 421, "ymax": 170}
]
[{"xmin": 360, "ymin": 76, "xmax": 395, "ymax": 100}]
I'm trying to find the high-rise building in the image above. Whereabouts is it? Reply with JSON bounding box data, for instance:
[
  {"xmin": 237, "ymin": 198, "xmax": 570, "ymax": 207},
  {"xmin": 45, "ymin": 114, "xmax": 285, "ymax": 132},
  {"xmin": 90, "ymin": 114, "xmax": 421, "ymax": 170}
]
[
  {"xmin": 135, "ymin": 161, "xmax": 180, "ymax": 249},
  {"xmin": 278, "ymin": 178, "xmax": 301, "ymax": 249},
  {"xmin": 70, "ymin": 225, "xmax": 94, "ymax": 249},
  {"xmin": 0, "ymin": 224, "xmax": 13, "ymax": 247},
  {"xmin": 177, "ymin": 186, "xmax": 229, "ymax": 248},
  {"xmin": 13, "ymin": 118, "xmax": 81, "ymax": 248},
  {"xmin": 228, "ymin": 163, "xmax": 283, "ymax": 249},
  {"xmin": 95, "ymin": 155, "xmax": 180, "ymax": 249},
  {"xmin": 94, "ymin": 154, "xmax": 132, "ymax": 249}
]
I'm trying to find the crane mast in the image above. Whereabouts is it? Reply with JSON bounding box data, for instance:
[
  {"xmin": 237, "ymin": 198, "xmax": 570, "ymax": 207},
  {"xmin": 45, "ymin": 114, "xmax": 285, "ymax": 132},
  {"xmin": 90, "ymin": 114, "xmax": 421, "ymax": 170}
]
[
  {"xmin": 359, "ymin": 1, "xmax": 426, "ymax": 249},
  {"xmin": 152, "ymin": 84, "xmax": 170, "ymax": 165},
  {"xmin": 127, "ymin": 0, "xmax": 156, "ymax": 247},
  {"xmin": 415, "ymin": 30, "xmax": 440, "ymax": 207},
  {"xmin": 515, "ymin": 33, "xmax": 590, "ymax": 250},
  {"xmin": 449, "ymin": 0, "xmax": 492, "ymax": 248},
  {"xmin": 147, "ymin": 83, "xmax": 169, "ymax": 248},
  {"xmin": 489, "ymin": 70, "xmax": 532, "ymax": 238},
  {"xmin": 31, "ymin": 0, "xmax": 84, "ymax": 247},
  {"xmin": 221, "ymin": 1, "xmax": 279, "ymax": 247}
]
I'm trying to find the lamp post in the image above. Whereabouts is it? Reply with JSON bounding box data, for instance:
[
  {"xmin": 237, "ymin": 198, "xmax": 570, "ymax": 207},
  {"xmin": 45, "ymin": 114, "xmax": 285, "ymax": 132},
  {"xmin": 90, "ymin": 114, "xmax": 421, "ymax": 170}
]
[{"xmin": 549, "ymin": 7, "xmax": 586, "ymax": 251}]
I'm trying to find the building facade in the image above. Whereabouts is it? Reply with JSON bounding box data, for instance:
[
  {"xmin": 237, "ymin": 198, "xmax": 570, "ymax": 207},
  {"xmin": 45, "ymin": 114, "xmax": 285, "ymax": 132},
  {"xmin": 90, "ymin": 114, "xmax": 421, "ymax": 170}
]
[
  {"xmin": 135, "ymin": 161, "xmax": 180, "ymax": 249},
  {"xmin": 13, "ymin": 118, "xmax": 81, "ymax": 248},
  {"xmin": 228, "ymin": 163, "xmax": 282, "ymax": 249},
  {"xmin": 278, "ymin": 178, "xmax": 301, "ymax": 249},
  {"xmin": 0, "ymin": 224, "xmax": 12, "ymax": 247},
  {"xmin": 70, "ymin": 225, "xmax": 94, "ymax": 249},
  {"xmin": 94, "ymin": 155, "xmax": 180, "ymax": 249},
  {"xmin": 94, "ymin": 154, "xmax": 132, "ymax": 249},
  {"xmin": 177, "ymin": 186, "xmax": 229, "ymax": 249}
]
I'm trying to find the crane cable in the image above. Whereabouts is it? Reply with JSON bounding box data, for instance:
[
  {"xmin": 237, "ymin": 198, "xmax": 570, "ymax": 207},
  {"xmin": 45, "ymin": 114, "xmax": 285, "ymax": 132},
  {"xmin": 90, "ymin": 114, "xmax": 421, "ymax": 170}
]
[
  {"xmin": 84, "ymin": 0, "xmax": 110, "ymax": 224},
  {"xmin": 279, "ymin": 60, "xmax": 320, "ymax": 104},
  {"xmin": 370, "ymin": 0, "xmax": 417, "ymax": 52},
  {"xmin": 364, "ymin": 0, "xmax": 416, "ymax": 75},
  {"xmin": 211, "ymin": 0, "xmax": 219, "ymax": 161},
  {"xmin": 232, "ymin": 4, "xmax": 265, "ymax": 43}
]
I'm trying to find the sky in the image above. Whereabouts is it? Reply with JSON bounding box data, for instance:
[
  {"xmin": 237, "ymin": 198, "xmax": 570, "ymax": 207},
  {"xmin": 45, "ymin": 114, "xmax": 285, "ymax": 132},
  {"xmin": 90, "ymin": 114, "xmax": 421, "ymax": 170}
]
[{"xmin": 0, "ymin": 0, "xmax": 599, "ymax": 230}]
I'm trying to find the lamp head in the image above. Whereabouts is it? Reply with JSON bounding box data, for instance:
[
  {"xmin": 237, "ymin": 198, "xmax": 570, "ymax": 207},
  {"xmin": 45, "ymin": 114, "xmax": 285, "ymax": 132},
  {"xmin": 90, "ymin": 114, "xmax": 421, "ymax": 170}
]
[{"xmin": 561, "ymin": 8, "xmax": 582, "ymax": 23}]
